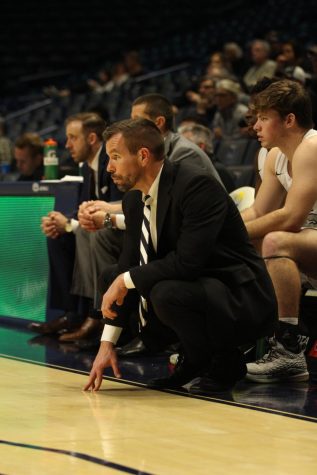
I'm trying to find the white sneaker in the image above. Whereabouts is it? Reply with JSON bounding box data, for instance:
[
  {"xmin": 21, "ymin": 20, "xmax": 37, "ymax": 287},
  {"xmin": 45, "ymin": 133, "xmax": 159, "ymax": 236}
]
[{"xmin": 246, "ymin": 337, "xmax": 309, "ymax": 383}]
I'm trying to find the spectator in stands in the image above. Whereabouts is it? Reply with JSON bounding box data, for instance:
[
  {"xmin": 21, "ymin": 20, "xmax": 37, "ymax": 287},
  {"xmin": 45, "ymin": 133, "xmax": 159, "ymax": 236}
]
[
  {"xmin": 306, "ymin": 45, "xmax": 317, "ymax": 127},
  {"xmin": 275, "ymin": 40, "xmax": 307, "ymax": 84},
  {"xmin": 123, "ymin": 50, "xmax": 145, "ymax": 78},
  {"xmin": 205, "ymin": 52, "xmax": 232, "ymax": 82},
  {"xmin": 205, "ymin": 65, "xmax": 232, "ymax": 82},
  {"xmin": 30, "ymin": 113, "xmax": 124, "ymax": 342},
  {"xmin": 212, "ymin": 79, "xmax": 249, "ymax": 165},
  {"xmin": 241, "ymin": 79, "xmax": 317, "ymax": 383},
  {"xmin": 243, "ymin": 40, "xmax": 277, "ymax": 91},
  {"xmin": 223, "ymin": 42, "xmax": 249, "ymax": 79},
  {"xmin": 264, "ymin": 30, "xmax": 282, "ymax": 60},
  {"xmin": 83, "ymin": 118, "xmax": 277, "ymax": 393},
  {"xmin": 176, "ymin": 76, "xmax": 217, "ymax": 127},
  {"xmin": 43, "ymin": 63, "xmax": 129, "ymax": 99},
  {"xmin": 178, "ymin": 123, "xmax": 236, "ymax": 192},
  {"xmin": 307, "ymin": 45, "xmax": 317, "ymax": 78},
  {"xmin": 106, "ymin": 62, "xmax": 130, "ymax": 91},
  {"xmin": 88, "ymin": 62, "xmax": 130, "ymax": 94},
  {"xmin": 207, "ymin": 51, "xmax": 230, "ymax": 72},
  {"xmin": 14, "ymin": 133, "xmax": 44, "ymax": 181},
  {"xmin": 87, "ymin": 68, "xmax": 112, "ymax": 94}
]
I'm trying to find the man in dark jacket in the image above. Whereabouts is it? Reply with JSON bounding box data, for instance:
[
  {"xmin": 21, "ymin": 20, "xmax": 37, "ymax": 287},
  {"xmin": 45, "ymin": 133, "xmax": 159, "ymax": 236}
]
[{"xmin": 84, "ymin": 118, "xmax": 277, "ymax": 395}]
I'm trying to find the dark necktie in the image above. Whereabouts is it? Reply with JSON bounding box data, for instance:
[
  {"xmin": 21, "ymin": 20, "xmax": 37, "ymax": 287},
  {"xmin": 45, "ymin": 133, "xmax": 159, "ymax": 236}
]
[
  {"xmin": 139, "ymin": 194, "xmax": 152, "ymax": 326},
  {"xmin": 89, "ymin": 168, "xmax": 97, "ymax": 200}
]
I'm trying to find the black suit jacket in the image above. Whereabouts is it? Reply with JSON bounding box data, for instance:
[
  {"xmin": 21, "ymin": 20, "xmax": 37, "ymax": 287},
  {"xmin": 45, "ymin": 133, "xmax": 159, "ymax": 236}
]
[
  {"xmin": 119, "ymin": 158, "xmax": 264, "ymax": 290},
  {"xmin": 80, "ymin": 145, "xmax": 123, "ymax": 204},
  {"xmin": 114, "ymin": 159, "xmax": 275, "ymax": 338}
]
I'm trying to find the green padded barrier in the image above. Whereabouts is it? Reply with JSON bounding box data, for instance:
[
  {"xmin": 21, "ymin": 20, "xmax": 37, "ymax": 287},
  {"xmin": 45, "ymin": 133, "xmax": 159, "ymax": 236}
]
[{"xmin": 0, "ymin": 195, "xmax": 55, "ymax": 322}]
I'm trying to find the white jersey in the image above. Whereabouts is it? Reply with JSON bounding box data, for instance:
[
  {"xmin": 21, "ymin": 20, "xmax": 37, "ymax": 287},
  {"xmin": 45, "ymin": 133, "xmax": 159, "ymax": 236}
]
[
  {"xmin": 257, "ymin": 147, "xmax": 269, "ymax": 180},
  {"xmin": 274, "ymin": 129, "xmax": 317, "ymax": 228}
]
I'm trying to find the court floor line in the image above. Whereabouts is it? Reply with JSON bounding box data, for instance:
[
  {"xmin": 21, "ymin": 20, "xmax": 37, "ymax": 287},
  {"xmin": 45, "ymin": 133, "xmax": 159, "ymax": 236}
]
[
  {"xmin": 1, "ymin": 353, "xmax": 316, "ymax": 424},
  {"xmin": 0, "ymin": 440, "xmax": 153, "ymax": 475}
]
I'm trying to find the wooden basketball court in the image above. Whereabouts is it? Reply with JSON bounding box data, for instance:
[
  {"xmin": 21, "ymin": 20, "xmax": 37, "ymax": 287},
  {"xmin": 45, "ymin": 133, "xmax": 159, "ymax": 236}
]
[{"xmin": 1, "ymin": 346, "xmax": 317, "ymax": 474}]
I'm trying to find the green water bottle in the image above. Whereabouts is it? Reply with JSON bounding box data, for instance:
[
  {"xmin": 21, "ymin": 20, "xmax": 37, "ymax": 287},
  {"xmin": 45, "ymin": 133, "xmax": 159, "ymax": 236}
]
[{"xmin": 44, "ymin": 138, "xmax": 59, "ymax": 179}]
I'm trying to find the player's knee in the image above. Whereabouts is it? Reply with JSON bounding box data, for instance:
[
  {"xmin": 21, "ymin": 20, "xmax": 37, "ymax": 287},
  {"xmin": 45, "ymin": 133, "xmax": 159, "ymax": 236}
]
[{"xmin": 262, "ymin": 231, "xmax": 289, "ymax": 256}]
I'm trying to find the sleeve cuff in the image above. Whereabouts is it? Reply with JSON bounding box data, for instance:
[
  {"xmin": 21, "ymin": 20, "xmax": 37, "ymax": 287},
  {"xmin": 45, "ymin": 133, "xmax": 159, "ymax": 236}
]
[
  {"xmin": 71, "ymin": 219, "xmax": 79, "ymax": 232},
  {"xmin": 124, "ymin": 271, "xmax": 135, "ymax": 289},
  {"xmin": 115, "ymin": 214, "xmax": 126, "ymax": 230},
  {"xmin": 101, "ymin": 324, "xmax": 123, "ymax": 344}
]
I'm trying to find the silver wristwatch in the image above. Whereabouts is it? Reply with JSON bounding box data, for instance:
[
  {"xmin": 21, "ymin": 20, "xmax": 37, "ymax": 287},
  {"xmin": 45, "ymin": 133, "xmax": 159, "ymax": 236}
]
[{"xmin": 103, "ymin": 212, "xmax": 113, "ymax": 229}]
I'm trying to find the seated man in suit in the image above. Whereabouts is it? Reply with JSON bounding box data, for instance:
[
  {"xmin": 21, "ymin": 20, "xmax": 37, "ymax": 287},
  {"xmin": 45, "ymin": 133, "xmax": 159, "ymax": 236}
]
[
  {"xmin": 84, "ymin": 118, "xmax": 277, "ymax": 395},
  {"xmin": 30, "ymin": 112, "xmax": 123, "ymax": 339}
]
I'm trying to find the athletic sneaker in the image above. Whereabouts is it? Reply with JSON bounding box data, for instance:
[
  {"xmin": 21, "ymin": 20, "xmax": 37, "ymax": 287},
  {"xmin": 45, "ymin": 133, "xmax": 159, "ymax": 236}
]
[{"xmin": 246, "ymin": 337, "xmax": 309, "ymax": 383}]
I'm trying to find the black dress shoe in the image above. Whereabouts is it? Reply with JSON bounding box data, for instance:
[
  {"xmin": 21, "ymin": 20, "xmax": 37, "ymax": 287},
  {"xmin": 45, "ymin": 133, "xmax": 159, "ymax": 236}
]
[
  {"xmin": 116, "ymin": 336, "xmax": 150, "ymax": 357},
  {"xmin": 189, "ymin": 377, "xmax": 235, "ymax": 395},
  {"xmin": 147, "ymin": 355, "xmax": 201, "ymax": 389},
  {"xmin": 28, "ymin": 312, "xmax": 80, "ymax": 335},
  {"xmin": 189, "ymin": 348, "xmax": 247, "ymax": 395},
  {"xmin": 209, "ymin": 348, "xmax": 247, "ymax": 382}
]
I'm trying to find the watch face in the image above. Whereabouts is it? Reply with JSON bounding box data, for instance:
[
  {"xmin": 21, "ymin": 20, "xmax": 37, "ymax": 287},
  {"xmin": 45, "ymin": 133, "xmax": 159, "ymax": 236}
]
[{"xmin": 104, "ymin": 213, "xmax": 112, "ymax": 229}]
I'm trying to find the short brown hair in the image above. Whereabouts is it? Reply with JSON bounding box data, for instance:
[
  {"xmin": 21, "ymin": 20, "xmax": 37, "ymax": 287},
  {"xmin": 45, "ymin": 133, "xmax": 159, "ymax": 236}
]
[
  {"xmin": 103, "ymin": 118, "xmax": 165, "ymax": 161},
  {"xmin": 132, "ymin": 94, "xmax": 174, "ymax": 131},
  {"xmin": 65, "ymin": 112, "xmax": 106, "ymax": 141},
  {"xmin": 252, "ymin": 79, "xmax": 313, "ymax": 129},
  {"xmin": 15, "ymin": 133, "xmax": 44, "ymax": 157}
]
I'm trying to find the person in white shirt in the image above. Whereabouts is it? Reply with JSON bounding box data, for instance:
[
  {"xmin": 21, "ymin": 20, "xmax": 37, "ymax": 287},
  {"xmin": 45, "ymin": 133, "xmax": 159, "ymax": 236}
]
[{"xmin": 242, "ymin": 79, "xmax": 317, "ymax": 383}]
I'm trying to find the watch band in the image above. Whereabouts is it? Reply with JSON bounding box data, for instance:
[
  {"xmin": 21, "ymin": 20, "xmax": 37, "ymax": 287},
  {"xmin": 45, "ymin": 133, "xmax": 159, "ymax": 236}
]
[{"xmin": 103, "ymin": 212, "xmax": 113, "ymax": 229}]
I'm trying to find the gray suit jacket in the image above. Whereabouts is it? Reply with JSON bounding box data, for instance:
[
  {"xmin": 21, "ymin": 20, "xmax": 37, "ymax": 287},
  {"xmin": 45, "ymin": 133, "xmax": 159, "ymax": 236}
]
[{"xmin": 164, "ymin": 131, "xmax": 222, "ymax": 184}]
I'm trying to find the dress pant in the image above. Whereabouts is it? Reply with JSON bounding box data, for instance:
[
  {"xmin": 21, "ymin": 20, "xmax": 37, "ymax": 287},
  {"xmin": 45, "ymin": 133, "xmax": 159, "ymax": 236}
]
[
  {"xmin": 71, "ymin": 226, "xmax": 124, "ymax": 308},
  {"xmin": 47, "ymin": 234, "xmax": 79, "ymax": 312},
  {"xmin": 100, "ymin": 265, "xmax": 277, "ymax": 365},
  {"xmin": 150, "ymin": 277, "xmax": 277, "ymax": 373}
]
